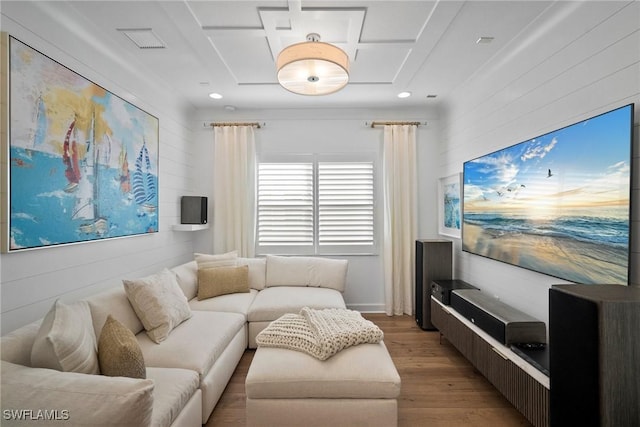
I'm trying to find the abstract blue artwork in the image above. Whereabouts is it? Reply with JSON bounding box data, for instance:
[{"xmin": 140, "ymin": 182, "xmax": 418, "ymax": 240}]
[
  {"xmin": 438, "ymin": 174, "xmax": 461, "ymax": 238},
  {"xmin": 5, "ymin": 36, "xmax": 159, "ymax": 251}
]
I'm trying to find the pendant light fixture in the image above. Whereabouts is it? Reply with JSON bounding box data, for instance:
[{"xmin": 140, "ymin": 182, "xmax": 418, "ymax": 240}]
[{"xmin": 276, "ymin": 33, "xmax": 349, "ymax": 96}]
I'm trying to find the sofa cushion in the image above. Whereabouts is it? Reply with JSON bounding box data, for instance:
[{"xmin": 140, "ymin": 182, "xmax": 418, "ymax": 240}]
[
  {"xmin": 172, "ymin": 261, "xmax": 198, "ymax": 300},
  {"xmin": 136, "ymin": 311, "xmax": 245, "ymax": 379},
  {"xmin": 30, "ymin": 300, "xmax": 100, "ymax": 374},
  {"xmin": 123, "ymin": 268, "xmax": 192, "ymax": 344},
  {"xmin": 1, "ymin": 360, "xmax": 154, "ymax": 427},
  {"xmin": 195, "ymin": 251, "xmax": 238, "ymax": 269},
  {"xmin": 98, "ymin": 315, "xmax": 146, "ymax": 379},
  {"xmin": 197, "ymin": 265, "xmax": 250, "ymax": 300},
  {"xmin": 265, "ymin": 255, "xmax": 348, "ymax": 292},
  {"xmin": 86, "ymin": 287, "xmax": 145, "ymax": 337},
  {"xmin": 248, "ymin": 287, "xmax": 346, "ymax": 322},
  {"xmin": 189, "ymin": 289, "xmax": 258, "ymax": 319},
  {"xmin": 146, "ymin": 367, "xmax": 199, "ymax": 427},
  {"xmin": 245, "ymin": 342, "xmax": 401, "ymax": 399},
  {"xmin": 238, "ymin": 257, "xmax": 267, "ymax": 290}
]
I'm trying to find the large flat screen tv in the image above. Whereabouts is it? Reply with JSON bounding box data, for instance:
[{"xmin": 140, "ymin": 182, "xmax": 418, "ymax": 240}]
[{"xmin": 462, "ymin": 104, "xmax": 634, "ymax": 285}]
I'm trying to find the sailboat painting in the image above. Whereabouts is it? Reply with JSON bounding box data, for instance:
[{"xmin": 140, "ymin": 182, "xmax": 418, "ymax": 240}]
[{"xmin": 5, "ymin": 36, "xmax": 159, "ymax": 251}]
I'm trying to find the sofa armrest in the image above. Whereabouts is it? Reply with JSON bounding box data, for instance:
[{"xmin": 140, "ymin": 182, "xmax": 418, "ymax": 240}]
[
  {"xmin": 1, "ymin": 361, "xmax": 154, "ymax": 427},
  {"xmin": 0, "ymin": 321, "xmax": 41, "ymax": 366}
]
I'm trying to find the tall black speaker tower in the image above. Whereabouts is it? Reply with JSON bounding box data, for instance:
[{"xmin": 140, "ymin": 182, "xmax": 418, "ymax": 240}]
[
  {"xmin": 549, "ymin": 285, "xmax": 640, "ymax": 427},
  {"xmin": 415, "ymin": 239, "xmax": 452, "ymax": 330}
]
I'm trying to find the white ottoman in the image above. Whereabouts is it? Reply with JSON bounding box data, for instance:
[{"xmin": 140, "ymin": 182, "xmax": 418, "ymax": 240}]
[{"xmin": 245, "ymin": 341, "xmax": 401, "ymax": 427}]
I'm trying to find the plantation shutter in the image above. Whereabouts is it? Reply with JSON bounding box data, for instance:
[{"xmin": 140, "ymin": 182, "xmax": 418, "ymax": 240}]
[
  {"xmin": 257, "ymin": 162, "xmax": 314, "ymax": 250},
  {"xmin": 318, "ymin": 162, "xmax": 375, "ymax": 251}
]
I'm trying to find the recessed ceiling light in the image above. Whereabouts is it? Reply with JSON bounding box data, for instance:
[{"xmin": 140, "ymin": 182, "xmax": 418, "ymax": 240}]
[
  {"xmin": 209, "ymin": 93, "xmax": 223, "ymax": 99},
  {"xmin": 397, "ymin": 91, "xmax": 412, "ymax": 98},
  {"xmin": 476, "ymin": 37, "xmax": 494, "ymax": 44}
]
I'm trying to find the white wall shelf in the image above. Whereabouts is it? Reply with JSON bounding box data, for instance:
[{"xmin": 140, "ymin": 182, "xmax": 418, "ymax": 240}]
[{"xmin": 172, "ymin": 224, "xmax": 209, "ymax": 231}]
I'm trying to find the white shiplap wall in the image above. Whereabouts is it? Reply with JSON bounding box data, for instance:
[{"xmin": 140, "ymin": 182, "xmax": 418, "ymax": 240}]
[
  {"xmin": 438, "ymin": 1, "xmax": 640, "ymax": 325},
  {"xmin": 0, "ymin": 4, "xmax": 200, "ymax": 334}
]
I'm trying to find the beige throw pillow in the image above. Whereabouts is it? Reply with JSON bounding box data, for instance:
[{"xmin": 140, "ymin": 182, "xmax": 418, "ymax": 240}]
[
  {"xmin": 194, "ymin": 250, "xmax": 238, "ymax": 269},
  {"xmin": 98, "ymin": 315, "xmax": 146, "ymax": 379},
  {"xmin": 31, "ymin": 300, "xmax": 100, "ymax": 374},
  {"xmin": 123, "ymin": 268, "xmax": 192, "ymax": 344},
  {"xmin": 197, "ymin": 265, "xmax": 250, "ymax": 300}
]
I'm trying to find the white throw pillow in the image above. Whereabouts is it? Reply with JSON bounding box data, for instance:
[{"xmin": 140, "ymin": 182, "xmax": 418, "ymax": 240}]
[
  {"xmin": 123, "ymin": 269, "xmax": 192, "ymax": 344},
  {"xmin": 194, "ymin": 250, "xmax": 238, "ymax": 269},
  {"xmin": 237, "ymin": 257, "xmax": 267, "ymax": 290},
  {"xmin": 31, "ymin": 300, "xmax": 100, "ymax": 374}
]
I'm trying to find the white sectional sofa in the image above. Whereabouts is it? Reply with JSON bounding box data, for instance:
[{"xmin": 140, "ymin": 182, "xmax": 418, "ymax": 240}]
[{"xmin": 0, "ymin": 254, "xmax": 348, "ymax": 427}]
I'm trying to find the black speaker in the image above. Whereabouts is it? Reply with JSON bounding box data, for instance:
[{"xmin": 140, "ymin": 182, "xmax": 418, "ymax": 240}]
[
  {"xmin": 549, "ymin": 285, "xmax": 640, "ymax": 427},
  {"xmin": 415, "ymin": 240, "xmax": 452, "ymax": 330},
  {"xmin": 431, "ymin": 279, "xmax": 478, "ymax": 305},
  {"xmin": 181, "ymin": 196, "xmax": 207, "ymax": 224}
]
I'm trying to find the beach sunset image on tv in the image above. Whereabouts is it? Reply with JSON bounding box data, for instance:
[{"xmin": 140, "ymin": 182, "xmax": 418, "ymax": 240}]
[{"xmin": 462, "ymin": 104, "xmax": 634, "ymax": 285}]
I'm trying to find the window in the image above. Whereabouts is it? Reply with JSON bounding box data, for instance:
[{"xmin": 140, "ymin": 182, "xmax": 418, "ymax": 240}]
[{"xmin": 257, "ymin": 154, "xmax": 376, "ymax": 255}]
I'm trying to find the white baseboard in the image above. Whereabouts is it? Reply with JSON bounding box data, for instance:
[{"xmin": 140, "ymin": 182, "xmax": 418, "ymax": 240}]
[{"xmin": 347, "ymin": 303, "xmax": 385, "ymax": 313}]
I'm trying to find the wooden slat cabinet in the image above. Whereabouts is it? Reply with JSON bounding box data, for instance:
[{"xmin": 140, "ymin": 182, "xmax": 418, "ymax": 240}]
[
  {"xmin": 431, "ymin": 299, "xmax": 473, "ymax": 360},
  {"xmin": 431, "ymin": 297, "xmax": 549, "ymax": 427}
]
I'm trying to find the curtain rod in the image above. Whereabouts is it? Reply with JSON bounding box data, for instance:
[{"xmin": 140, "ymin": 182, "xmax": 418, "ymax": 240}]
[
  {"xmin": 366, "ymin": 121, "xmax": 426, "ymax": 128},
  {"xmin": 208, "ymin": 122, "xmax": 263, "ymax": 128}
]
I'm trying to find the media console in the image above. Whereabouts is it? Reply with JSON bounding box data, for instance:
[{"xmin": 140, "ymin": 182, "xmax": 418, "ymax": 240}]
[{"xmin": 431, "ymin": 296, "xmax": 550, "ymax": 427}]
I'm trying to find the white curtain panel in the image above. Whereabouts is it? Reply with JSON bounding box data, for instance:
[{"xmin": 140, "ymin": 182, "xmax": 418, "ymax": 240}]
[
  {"xmin": 383, "ymin": 125, "xmax": 417, "ymax": 316},
  {"xmin": 213, "ymin": 126, "xmax": 256, "ymax": 257}
]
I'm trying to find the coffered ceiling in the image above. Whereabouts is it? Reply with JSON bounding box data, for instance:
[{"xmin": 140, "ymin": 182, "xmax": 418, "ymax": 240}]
[{"xmin": 2, "ymin": 1, "xmax": 629, "ymax": 111}]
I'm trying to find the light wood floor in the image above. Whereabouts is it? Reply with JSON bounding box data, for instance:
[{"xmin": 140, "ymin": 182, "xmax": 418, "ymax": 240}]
[{"xmin": 205, "ymin": 314, "xmax": 533, "ymax": 427}]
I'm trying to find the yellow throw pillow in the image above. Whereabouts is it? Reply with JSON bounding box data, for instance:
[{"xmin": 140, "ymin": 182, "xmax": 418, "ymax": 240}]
[
  {"xmin": 98, "ymin": 315, "xmax": 146, "ymax": 379},
  {"xmin": 197, "ymin": 265, "xmax": 250, "ymax": 300}
]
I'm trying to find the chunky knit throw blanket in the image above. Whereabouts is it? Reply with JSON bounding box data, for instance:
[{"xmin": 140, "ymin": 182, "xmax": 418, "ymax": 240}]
[{"xmin": 256, "ymin": 307, "xmax": 384, "ymax": 360}]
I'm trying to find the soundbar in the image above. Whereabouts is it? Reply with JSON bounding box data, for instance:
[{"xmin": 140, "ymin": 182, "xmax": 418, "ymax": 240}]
[{"xmin": 451, "ymin": 289, "xmax": 546, "ymax": 346}]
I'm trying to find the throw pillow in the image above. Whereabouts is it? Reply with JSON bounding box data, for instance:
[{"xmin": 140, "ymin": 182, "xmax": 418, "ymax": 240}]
[
  {"xmin": 197, "ymin": 265, "xmax": 250, "ymax": 300},
  {"xmin": 237, "ymin": 257, "xmax": 267, "ymax": 290},
  {"xmin": 98, "ymin": 315, "xmax": 146, "ymax": 379},
  {"xmin": 123, "ymin": 268, "xmax": 192, "ymax": 344},
  {"xmin": 30, "ymin": 300, "xmax": 100, "ymax": 374},
  {"xmin": 194, "ymin": 250, "xmax": 238, "ymax": 269}
]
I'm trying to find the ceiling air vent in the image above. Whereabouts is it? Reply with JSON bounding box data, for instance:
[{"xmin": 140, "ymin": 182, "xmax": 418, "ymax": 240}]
[{"xmin": 118, "ymin": 28, "xmax": 166, "ymax": 49}]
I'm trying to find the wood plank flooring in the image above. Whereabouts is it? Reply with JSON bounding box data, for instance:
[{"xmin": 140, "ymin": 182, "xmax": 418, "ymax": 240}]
[{"xmin": 205, "ymin": 314, "xmax": 533, "ymax": 427}]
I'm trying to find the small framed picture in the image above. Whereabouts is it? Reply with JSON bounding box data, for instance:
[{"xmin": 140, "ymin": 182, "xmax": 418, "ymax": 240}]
[{"xmin": 438, "ymin": 173, "xmax": 462, "ymax": 238}]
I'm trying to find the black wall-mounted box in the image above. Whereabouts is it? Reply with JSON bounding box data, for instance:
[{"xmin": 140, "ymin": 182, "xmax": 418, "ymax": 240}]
[{"xmin": 181, "ymin": 196, "xmax": 208, "ymax": 224}]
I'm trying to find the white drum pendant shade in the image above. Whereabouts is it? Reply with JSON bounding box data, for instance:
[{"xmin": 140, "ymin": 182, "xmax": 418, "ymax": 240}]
[{"xmin": 277, "ymin": 37, "xmax": 349, "ymax": 96}]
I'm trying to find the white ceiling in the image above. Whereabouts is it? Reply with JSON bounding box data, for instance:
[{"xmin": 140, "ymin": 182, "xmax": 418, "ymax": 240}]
[{"xmin": 2, "ymin": 1, "xmax": 611, "ymax": 111}]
